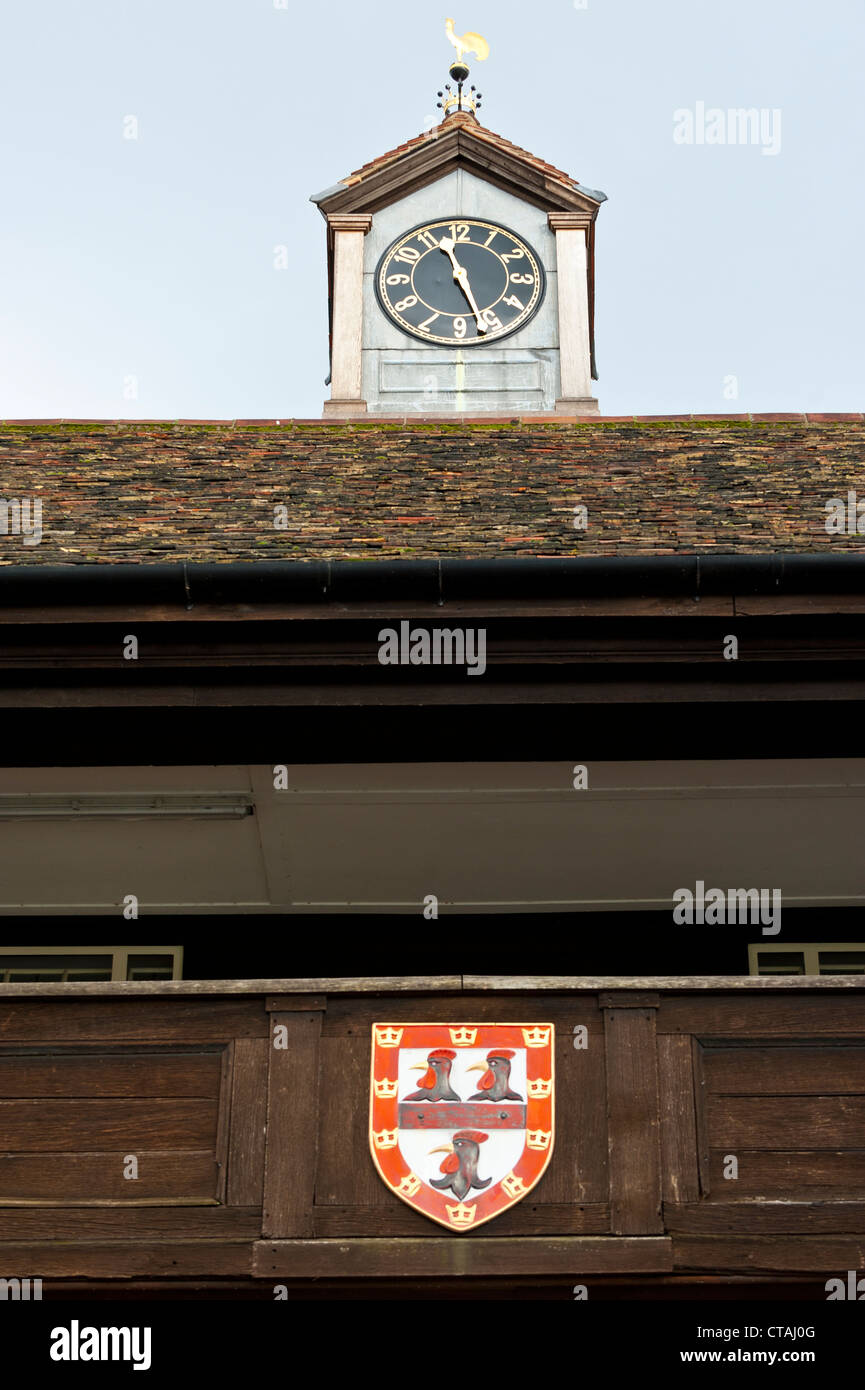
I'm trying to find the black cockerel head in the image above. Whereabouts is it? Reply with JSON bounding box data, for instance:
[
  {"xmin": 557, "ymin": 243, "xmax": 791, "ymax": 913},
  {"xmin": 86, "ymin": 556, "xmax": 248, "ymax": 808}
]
[
  {"xmin": 467, "ymin": 1049, "xmax": 515, "ymax": 1091},
  {"xmin": 410, "ymin": 1048, "xmax": 456, "ymax": 1090},
  {"xmin": 430, "ymin": 1129, "xmax": 489, "ymax": 1174}
]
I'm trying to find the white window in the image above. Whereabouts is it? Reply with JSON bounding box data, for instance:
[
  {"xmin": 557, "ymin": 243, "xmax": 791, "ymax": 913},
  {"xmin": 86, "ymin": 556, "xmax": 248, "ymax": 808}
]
[
  {"xmin": 0, "ymin": 945, "xmax": 183, "ymax": 982},
  {"xmin": 749, "ymin": 942, "xmax": 865, "ymax": 976}
]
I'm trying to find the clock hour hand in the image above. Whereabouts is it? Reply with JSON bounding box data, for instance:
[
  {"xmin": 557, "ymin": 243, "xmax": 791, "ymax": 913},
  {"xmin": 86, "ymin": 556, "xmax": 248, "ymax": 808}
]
[{"xmin": 438, "ymin": 237, "xmax": 488, "ymax": 333}]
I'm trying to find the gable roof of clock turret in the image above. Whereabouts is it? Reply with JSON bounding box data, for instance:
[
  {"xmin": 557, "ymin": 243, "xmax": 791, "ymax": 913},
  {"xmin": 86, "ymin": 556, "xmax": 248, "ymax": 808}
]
[{"xmin": 310, "ymin": 113, "xmax": 606, "ymax": 219}]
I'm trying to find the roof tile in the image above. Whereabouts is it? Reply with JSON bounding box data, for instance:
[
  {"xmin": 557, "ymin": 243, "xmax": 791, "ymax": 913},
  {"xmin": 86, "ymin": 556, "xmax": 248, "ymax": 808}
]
[
  {"xmin": 0, "ymin": 420, "xmax": 863, "ymax": 564},
  {"xmin": 341, "ymin": 113, "xmax": 584, "ymax": 193}
]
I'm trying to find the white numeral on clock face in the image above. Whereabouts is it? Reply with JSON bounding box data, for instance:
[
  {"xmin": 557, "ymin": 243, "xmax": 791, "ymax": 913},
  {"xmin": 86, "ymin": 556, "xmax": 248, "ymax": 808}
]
[
  {"xmin": 419, "ymin": 312, "xmax": 440, "ymax": 332},
  {"xmin": 453, "ymin": 317, "xmax": 467, "ymax": 339}
]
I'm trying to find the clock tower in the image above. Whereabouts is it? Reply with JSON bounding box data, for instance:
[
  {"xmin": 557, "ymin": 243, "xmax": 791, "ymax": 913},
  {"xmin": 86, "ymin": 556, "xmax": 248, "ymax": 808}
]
[{"xmin": 312, "ymin": 22, "xmax": 606, "ymax": 417}]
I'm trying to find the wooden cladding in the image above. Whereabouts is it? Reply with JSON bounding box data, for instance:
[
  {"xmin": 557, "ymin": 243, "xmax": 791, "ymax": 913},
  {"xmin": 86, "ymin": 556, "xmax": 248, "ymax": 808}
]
[
  {"xmin": 0, "ymin": 986, "xmax": 862, "ymax": 1281},
  {"xmin": 0, "ymin": 1097, "xmax": 217, "ymax": 1152},
  {"xmin": 703, "ymin": 1044, "xmax": 865, "ymax": 1095},
  {"xmin": 0, "ymin": 1047, "xmax": 224, "ymax": 1206},
  {"xmin": 697, "ymin": 1042, "xmax": 865, "ymax": 1202},
  {"xmin": 0, "ymin": 1050, "xmax": 221, "ymax": 1099}
]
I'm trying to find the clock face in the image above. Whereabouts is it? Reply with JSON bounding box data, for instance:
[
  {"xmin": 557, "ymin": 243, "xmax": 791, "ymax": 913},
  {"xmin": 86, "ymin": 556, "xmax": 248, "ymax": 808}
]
[{"xmin": 375, "ymin": 218, "xmax": 546, "ymax": 347}]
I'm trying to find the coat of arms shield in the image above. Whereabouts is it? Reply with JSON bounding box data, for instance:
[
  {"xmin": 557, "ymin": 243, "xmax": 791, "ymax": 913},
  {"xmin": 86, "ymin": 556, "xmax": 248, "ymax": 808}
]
[{"xmin": 369, "ymin": 1022, "xmax": 555, "ymax": 1231}]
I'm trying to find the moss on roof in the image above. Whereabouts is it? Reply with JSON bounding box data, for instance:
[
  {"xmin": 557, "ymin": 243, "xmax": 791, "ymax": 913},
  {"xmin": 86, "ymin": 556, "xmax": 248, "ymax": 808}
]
[{"xmin": 0, "ymin": 417, "xmax": 863, "ymax": 564}]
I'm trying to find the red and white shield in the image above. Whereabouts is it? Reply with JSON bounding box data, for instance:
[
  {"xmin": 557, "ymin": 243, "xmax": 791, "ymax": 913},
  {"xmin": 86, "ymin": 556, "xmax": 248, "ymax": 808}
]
[{"xmin": 369, "ymin": 1022, "xmax": 555, "ymax": 1231}]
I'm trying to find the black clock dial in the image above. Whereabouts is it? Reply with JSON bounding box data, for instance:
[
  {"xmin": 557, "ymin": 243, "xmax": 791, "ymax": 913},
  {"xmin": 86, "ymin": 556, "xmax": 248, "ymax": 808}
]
[{"xmin": 375, "ymin": 218, "xmax": 546, "ymax": 346}]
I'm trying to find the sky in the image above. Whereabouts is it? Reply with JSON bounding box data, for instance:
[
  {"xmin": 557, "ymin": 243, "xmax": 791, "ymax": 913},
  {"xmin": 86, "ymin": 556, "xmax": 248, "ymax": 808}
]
[{"xmin": 1, "ymin": 0, "xmax": 863, "ymax": 419}]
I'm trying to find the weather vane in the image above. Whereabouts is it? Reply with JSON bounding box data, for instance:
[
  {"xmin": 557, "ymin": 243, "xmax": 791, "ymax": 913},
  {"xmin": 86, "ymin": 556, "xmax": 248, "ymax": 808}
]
[{"xmin": 437, "ymin": 18, "xmax": 489, "ymax": 120}]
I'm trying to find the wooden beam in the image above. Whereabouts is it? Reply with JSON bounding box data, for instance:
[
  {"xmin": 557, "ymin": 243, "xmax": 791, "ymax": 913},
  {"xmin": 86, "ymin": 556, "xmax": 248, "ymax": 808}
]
[
  {"xmin": 0, "ymin": 1207, "xmax": 261, "ymax": 1240},
  {"xmin": 261, "ymin": 1010, "xmax": 322, "ymax": 1238},
  {"xmin": 658, "ymin": 1035, "xmax": 700, "ymax": 1204},
  {"xmin": 604, "ymin": 1005, "xmax": 664, "ymax": 1234},
  {"xmin": 0, "ymin": 997, "xmax": 268, "ymax": 1039},
  {"xmin": 0, "ymin": 1151, "xmax": 218, "ymax": 1203},
  {"xmin": 0, "ymin": 976, "xmax": 863, "ymax": 999},
  {"xmin": 659, "ymin": 994, "xmax": 865, "ymax": 1035},
  {"xmin": 253, "ymin": 1236, "xmax": 672, "ymax": 1278},
  {"xmin": 673, "ymin": 1234, "xmax": 865, "ymax": 1273},
  {"xmin": 311, "ymin": 1204, "xmax": 610, "ymax": 1238},
  {"xmin": 0, "ymin": 1242, "xmax": 253, "ymax": 1277},
  {"xmin": 265, "ymin": 996, "xmax": 327, "ymax": 1012},
  {"xmin": 706, "ymin": 1150, "xmax": 865, "ymax": 1195},
  {"xmin": 665, "ymin": 1203, "xmax": 865, "ymax": 1234},
  {"xmin": 226, "ymin": 1039, "xmax": 268, "ymax": 1208},
  {"xmin": 4, "ymin": 678, "xmax": 865, "ymax": 708},
  {"xmin": 599, "ymin": 991, "xmax": 660, "ymax": 1009},
  {"xmin": 0, "ymin": 977, "xmax": 462, "ymax": 999}
]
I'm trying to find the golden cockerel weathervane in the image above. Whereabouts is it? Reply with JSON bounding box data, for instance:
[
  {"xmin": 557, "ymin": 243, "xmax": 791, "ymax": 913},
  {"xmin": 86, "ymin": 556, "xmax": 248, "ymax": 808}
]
[
  {"xmin": 445, "ymin": 17, "xmax": 490, "ymax": 65},
  {"xmin": 438, "ymin": 18, "xmax": 489, "ymax": 119}
]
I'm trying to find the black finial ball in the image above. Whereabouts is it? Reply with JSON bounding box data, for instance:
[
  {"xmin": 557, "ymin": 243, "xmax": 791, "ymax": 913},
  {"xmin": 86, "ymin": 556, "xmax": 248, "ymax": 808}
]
[{"xmin": 449, "ymin": 60, "xmax": 470, "ymax": 83}]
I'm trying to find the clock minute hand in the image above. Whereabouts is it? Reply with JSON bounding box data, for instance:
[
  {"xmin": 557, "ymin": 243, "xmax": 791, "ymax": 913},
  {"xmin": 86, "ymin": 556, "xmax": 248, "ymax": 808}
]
[{"xmin": 438, "ymin": 237, "xmax": 488, "ymax": 334}]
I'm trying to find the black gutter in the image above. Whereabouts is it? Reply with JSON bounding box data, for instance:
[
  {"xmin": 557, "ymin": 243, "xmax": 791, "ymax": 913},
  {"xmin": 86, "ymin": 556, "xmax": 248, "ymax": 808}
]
[{"xmin": 1, "ymin": 555, "xmax": 865, "ymax": 607}]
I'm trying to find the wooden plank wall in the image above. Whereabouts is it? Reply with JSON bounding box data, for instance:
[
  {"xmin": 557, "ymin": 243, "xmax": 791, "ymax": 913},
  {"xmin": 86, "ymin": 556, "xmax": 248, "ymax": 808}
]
[
  {"xmin": 0, "ymin": 987, "xmax": 863, "ymax": 1283},
  {"xmin": 657, "ymin": 992, "xmax": 865, "ymax": 1274},
  {"xmin": 0, "ymin": 998, "xmax": 268, "ymax": 1277}
]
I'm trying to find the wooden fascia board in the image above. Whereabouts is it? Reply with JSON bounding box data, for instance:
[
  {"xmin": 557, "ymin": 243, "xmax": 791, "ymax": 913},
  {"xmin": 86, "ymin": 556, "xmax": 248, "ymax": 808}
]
[{"xmin": 318, "ymin": 128, "xmax": 601, "ymax": 219}]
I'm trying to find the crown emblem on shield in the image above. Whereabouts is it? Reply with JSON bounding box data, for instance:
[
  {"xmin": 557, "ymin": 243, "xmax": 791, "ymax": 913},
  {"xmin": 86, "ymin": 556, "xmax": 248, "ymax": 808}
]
[
  {"xmin": 449, "ymin": 1026, "xmax": 477, "ymax": 1046},
  {"xmin": 373, "ymin": 1077, "xmax": 399, "ymax": 1098},
  {"xmin": 527, "ymin": 1129, "xmax": 552, "ymax": 1150},
  {"xmin": 502, "ymin": 1172, "xmax": 528, "ymax": 1199},
  {"xmin": 446, "ymin": 1202, "xmax": 477, "ymax": 1228},
  {"xmin": 369, "ymin": 1022, "xmax": 555, "ymax": 1232},
  {"xmin": 527, "ymin": 1077, "xmax": 552, "ymax": 1098},
  {"xmin": 372, "ymin": 1128, "xmax": 398, "ymax": 1149}
]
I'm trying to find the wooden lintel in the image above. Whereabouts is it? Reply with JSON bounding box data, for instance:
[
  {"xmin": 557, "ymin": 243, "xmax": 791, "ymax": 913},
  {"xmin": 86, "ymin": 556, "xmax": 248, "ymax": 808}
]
[
  {"xmin": 265, "ymin": 995, "xmax": 327, "ymax": 1012},
  {"xmin": 599, "ymin": 991, "xmax": 660, "ymax": 1009},
  {"xmin": 673, "ymin": 1235, "xmax": 865, "ymax": 1274},
  {"xmin": 252, "ymin": 1236, "xmax": 672, "ymax": 1279}
]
